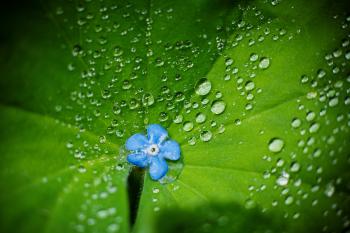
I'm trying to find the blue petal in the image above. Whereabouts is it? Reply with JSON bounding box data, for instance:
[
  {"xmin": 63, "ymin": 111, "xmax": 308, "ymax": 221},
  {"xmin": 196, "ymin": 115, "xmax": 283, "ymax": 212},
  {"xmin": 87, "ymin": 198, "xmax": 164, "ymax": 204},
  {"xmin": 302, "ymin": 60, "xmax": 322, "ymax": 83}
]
[
  {"xmin": 147, "ymin": 124, "xmax": 168, "ymax": 144},
  {"xmin": 127, "ymin": 153, "xmax": 149, "ymax": 168},
  {"xmin": 126, "ymin": 133, "xmax": 149, "ymax": 151},
  {"xmin": 159, "ymin": 140, "xmax": 180, "ymax": 160},
  {"xmin": 149, "ymin": 156, "xmax": 168, "ymax": 180}
]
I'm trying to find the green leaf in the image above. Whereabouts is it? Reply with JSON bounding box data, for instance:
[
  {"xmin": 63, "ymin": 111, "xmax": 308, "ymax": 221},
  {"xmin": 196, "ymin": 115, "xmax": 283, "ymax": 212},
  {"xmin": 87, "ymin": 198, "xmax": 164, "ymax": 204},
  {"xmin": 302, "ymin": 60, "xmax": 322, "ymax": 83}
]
[{"xmin": 1, "ymin": 0, "xmax": 349, "ymax": 233}]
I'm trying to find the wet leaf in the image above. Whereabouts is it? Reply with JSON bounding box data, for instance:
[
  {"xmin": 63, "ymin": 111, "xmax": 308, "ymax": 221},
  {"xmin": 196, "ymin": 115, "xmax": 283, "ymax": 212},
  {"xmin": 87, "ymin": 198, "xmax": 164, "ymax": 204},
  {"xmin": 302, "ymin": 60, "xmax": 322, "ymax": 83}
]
[{"xmin": 0, "ymin": 0, "xmax": 349, "ymax": 233}]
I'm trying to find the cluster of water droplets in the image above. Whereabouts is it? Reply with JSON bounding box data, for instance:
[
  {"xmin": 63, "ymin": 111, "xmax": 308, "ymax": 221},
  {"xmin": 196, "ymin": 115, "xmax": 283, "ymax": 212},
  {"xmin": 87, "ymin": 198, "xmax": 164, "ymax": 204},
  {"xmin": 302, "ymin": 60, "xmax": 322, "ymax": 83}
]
[
  {"xmin": 50, "ymin": 0, "xmax": 350, "ymax": 232},
  {"xmin": 244, "ymin": 12, "xmax": 350, "ymax": 233}
]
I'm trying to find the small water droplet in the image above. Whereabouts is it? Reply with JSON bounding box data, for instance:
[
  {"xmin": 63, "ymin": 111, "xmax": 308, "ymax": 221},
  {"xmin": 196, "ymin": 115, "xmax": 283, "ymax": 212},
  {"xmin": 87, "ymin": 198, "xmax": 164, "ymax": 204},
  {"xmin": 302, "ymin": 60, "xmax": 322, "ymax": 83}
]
[{"xmin": 152, "ymin": 188, "xmax": 160, "ymax": 194}]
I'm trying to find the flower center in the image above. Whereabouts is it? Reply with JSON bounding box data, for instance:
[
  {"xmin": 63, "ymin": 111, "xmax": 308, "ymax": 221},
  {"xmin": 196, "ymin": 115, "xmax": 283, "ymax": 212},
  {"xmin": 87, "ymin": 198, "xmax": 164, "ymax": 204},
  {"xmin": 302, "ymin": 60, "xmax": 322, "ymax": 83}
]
[{"xmin": 146, "ymin": 144, "xmax": 159, "ymax": 156}]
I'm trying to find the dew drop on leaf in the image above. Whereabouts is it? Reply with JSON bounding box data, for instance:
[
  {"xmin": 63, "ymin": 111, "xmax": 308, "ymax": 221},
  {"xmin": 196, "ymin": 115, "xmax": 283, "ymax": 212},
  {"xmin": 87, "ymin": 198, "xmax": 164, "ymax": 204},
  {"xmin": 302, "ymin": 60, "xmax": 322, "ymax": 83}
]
[
  {"xmin": 268, "ymin": 138, "xmax": 284, "ymax": 153},
  {"xmin": 290, "ymin": 162, "xmax": 301, "ymax": 172},
  {"xmin": 183, "ymin": 121, "xmax": 194, "ymax": 132},
  {"xmin": 249, "ymin": 53, "xmax": 259, "ymax": 62},
  {"xmin": 195, "ymin": 78, "xmax": 212, "ymax": 96},
  {"xmin": 173, "ymin": 115, "xmax": 183, "ymax": 124},
  {"xmin": 291, "ymin": 118, "xmax": 301, "ymax": 128},
  {"xmin": 309, "ymin": 122, "xmax": 320, "ymax": 133},
  {"xmin": 200, "ymin": 130, "xmax": 212, "ymax": 142},
  {"xmin": 211, "ymin": 100, "xmax": 226, "ymax": 115},
  {"xmin": 245, "ymin": 81, "xmax": 255, "ymax": 91},
  {"xmin": 258, "ymin": 57, "xmax": 270, "ymax": 69},
  {"xmin": 195, "ymin": 112, "xmax": 206, "ymax": 124},
  {"xmin": 142, "ymin": 93, "xmax": 155, "ymax": 106},
  {"xmin": 284, "ymin": 196, "xmax": 294, "ymax": 205}
]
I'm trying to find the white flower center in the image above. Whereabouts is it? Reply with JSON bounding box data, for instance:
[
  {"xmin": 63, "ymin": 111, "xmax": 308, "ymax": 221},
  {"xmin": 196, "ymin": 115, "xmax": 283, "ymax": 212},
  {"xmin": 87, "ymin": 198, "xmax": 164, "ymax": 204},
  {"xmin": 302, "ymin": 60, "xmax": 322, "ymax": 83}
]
[{"xmin": 146, "ymin": 144, "xmax": 159, "ymax": 156}]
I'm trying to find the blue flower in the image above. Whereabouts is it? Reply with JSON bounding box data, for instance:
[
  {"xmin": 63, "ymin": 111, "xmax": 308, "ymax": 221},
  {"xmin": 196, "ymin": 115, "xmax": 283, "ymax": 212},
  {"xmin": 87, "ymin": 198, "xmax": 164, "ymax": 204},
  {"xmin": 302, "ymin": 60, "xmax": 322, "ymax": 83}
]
[{"xmin": 125, "ymin": 124, "xmax": 181, "ymax": 180}]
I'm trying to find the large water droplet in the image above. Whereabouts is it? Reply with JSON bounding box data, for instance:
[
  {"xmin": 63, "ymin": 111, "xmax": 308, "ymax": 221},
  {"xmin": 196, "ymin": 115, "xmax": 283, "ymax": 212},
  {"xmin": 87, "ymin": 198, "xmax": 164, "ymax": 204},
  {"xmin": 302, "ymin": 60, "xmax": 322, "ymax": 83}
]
[
  {"xmin": 195, "ymin": 112, "xmax": 206, "ymax": 124},
  {"xmin": 200, "ymin": 130, "xmax": 212, "ymax": 142},
  {"xmin": 195, "ymin": 78, "xmax": 212, "ymax": 96},
  {"xmin": 268, "ymin": 138, "xmax": 284, "ymax": 153},
  {"xmin": 258, "ymin": 57, "xmax": 270, "ymax": 69},
  {"xmin": 183, "ymin": 121, "xmax": 194, "ymax": 132},
  {"xmin": 211, "ymin": 100, "xmax": 226, "ymax": 115},
  {"xmin": 291, "ymin": 118, "xmax": 301, "ymax": 128}
]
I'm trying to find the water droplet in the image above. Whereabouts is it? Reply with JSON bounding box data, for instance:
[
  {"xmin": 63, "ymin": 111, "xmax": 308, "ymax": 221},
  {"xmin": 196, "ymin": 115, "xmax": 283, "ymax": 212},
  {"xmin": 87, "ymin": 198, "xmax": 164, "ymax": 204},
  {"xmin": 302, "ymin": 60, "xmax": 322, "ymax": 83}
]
[
  {"xmin": 65, "ymin": 140, "xmax": 74, "ymax": 149},
  {"xmin": 249, "ymin": 53, "xmax": 259, "ymax": 62},
  {"xmin": 173, "ymin": 115, "xmax": 183, "ymax": 124},
  {"xmin": 183, "ymin": 121, "xmax": 194, "ymax": 132},
  {"xmin": 188, "ymin": 136, "xmax": 196, "ymax": 145},
  {"xmin": 195, "ymin": 78, "xmax": 212, "ymax": 96},
  {"xmin": 258, "ymin": 57, "xmax": 270, "ymax": 69},
  {"xmin": 268, "ymin": 138, "xmax": 284, "ymax": 153},
  {"xmin": 309, "ymin": 122, "xmax": 320, "ymax": 133},
  {"xmin": 152, "ymin": 188, "xmax": 160, "ymax": 194},
  {"xmin": 291, "ymin": 118, "xmax": 301, "ymax": 128},
  {"xmin": 159, "ymin": 112, "xmax": 169, "ymax": 122},
  {"xmin": 276, "ymin": 171, "xmax": 289, "ymax": 186},
  {"xmin": 306, "ymin": 111, "xmax": 316, "ymax": 122},
  {"xmin": 225, "ymin": 58, "xmax": 234, "ymax": 66},
  {"xmin": 195, "ymin": 113, "xmax": 206, "ymax": 124},
  {"xmin": 211, "ymin": 100, "xmax": 226, "ymax": 115},
  {"xmin": 99, "ymin": 135, "xmax": 106, "ymax": 144},
  {"xmin": 142, "ymin": 93, "xmax": 154, "ymax": 106},
  {"xmin": 200, "ymin": 130, "xmax": 212, "ymax": 142},
  {"xmin": 285, "ymin": 196, "xmax": 294, "ymax": 205},
  {"xmin": 77, "ymin": 165, "xmax": 87, "ymax": 173},
  {"xmin": 324, "ymin": 183, "xmax": 335, "ymax": 197},
  {"xmin": 245, "ymin": 198, "xmax": 256, "ymax": 209},
  {"xmin": 300, "ymin": 75, "xmax": 309, "ymax": 84},
  {"xmin": 329, "ymin": 97, "xmax": 339, "ymax": 107},
  {"xmin": 290, "ymin": 162, "xmax": 301, "ymax": 172},
  {"xmin": 245, "ymin": 81, "xmax": 255, "ymax": 91}
]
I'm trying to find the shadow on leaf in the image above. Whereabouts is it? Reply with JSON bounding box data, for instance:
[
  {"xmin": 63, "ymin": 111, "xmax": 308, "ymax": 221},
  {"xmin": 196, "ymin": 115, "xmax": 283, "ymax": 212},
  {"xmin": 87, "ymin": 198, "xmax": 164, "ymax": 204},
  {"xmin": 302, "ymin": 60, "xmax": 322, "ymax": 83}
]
[{"xmin": 154, "ymin": 202, "xmax": 284, "ymax": 233}]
